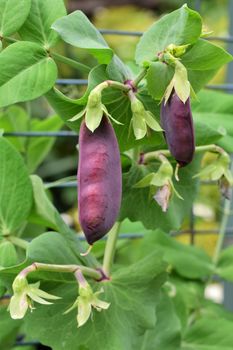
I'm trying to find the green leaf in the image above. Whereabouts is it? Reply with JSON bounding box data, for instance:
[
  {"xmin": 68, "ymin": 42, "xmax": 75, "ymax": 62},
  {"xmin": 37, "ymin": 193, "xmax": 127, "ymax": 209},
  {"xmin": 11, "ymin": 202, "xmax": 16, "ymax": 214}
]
[
  {"xmin": 182, "ymin": 39, "xmax": 233, "ymax": 70},
  {"xmin": 188, "ymin": 68, "xmax": 218, "ymax": 93},
  {"xmin": 120, "ymin": 158, "xmax": 200, "ymax": 231},
  {"xmin": 0, "ymin": 0, "xmax": 31, "ymax": 37},
  {"xmin": 0, "ymin": 306, "xmax": 21, "ymax": 349},
  {"xmin": 29, "ymin": 175, "xmax": 68, "ymax": 232},
  {"xmin": 0, "ymin": 106, "xmax": 29, "ymax": 152},
  {"xmin": 18, "ymin": 0, "xmax": 66, "ymax": 48},
  {"xmin": 194, "ymin": 120, "xmax": 225, "ymax": 146},
  {"xmin": 136, "ymin": 5, "xmax": 202, "ymax": 65},
  {"xmin": 217, "ymin": 246, "xmax": 233, "ymax": 281},
  {"xmin": 146, "ymin": 61, "xmax": 174, "ymax": 100},
  {"xmin": 145, "ymin": 230, "xmax": 214, "ymax": 279},
  {"xmin": 26, "ymin": 115, "xmax": 63, "ymax": 173},
  {"xmin": 28, "ymin": 175, "xmax": 96, "ymax": 267},
  {"xmin": 193, "ymin": 111, "xmax": 233, "ymax": 152},
  {"xmin": 22, "ymin": 250, "xmax": 166, "ymax": 350},
  {"xmin": 106, "ymin": 54, "xmax": 132, "ymax": 82},
  {"xmin": 170, "ymin": 276, "xmax": 204, "ymax": 329},
  {"xmin": 182, "ymin": 317, "xmax": 233, "ymax": 350},
  {"xmin": 46, "ymin": 88, "xmax": 84, "ymax": 131},
  {"xmin": 27, "ymin": 232, "xmax": 83, "ymax": 269},
  {"xmin": 0, "ymin": 240, "xmax": 18, "ymax": 267},
  {"xmin": 193, "ymin": 90, "xmax": 233, "ymax": 114},
  {"xmin": 0, "ymin": 109, "xmax": 63, "ymax": 172},
  {"xmin": 138, "ymin": 292, "xmax": 182, "ymax": 350},
  {"xmin": 0, "ymin": 138, "xmax": 32, "ymax": 235},
  {"xmin": 0, "ymin": 41, "xmax": 57, "ymax": 107},
  {"xmin": 52, "ymin": 10, "xmax": 113, "ymax": 64}
]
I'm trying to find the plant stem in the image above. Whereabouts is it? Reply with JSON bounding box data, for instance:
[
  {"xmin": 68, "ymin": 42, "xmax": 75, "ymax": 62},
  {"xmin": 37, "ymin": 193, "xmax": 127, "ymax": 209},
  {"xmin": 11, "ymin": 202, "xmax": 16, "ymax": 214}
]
[
  {"xmin": 102, "ymin": 222, "xmax": 121, "ymax": 277},
  {"xmin": 19, "ymin": 262, "xmax": 102, "ymax": 280},
  {"xmin": 7, "ymin": 236, "xmax": 29, "ymax": 250},
  {"xmin": 97, "ymin": 80, "xmax": 130, "ymax": 92},
  {"xmin": 3, "ymin": 36, "xmax": 17, "ymax": 43},
  {"xmin": 132, "ymin": 67, "xmax": 148, "ymax": 87},
  {"xmin": 143, "ymin": 144, "xmax": 226, "ymax": 163},
  {"xmin": 50, "ymin": 52, "xmax": 91, "ymax": 74},
  {"xmin": 212, "ymin": 189, "xmax": 232, "ymax": 266}
]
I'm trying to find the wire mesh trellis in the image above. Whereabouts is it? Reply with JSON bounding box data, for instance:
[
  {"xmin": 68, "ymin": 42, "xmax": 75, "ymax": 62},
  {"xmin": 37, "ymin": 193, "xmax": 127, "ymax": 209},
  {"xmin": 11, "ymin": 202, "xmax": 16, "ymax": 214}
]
[{"xmin": 1, "ymin": 0, "xmax": 233, "ymax": 348}]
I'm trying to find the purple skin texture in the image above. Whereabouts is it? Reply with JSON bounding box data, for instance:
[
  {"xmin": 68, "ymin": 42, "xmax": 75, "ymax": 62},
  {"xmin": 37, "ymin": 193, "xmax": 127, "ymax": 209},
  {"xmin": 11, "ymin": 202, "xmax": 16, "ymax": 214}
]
[
  {"xmin": 161, "ymin": 91, "xmax": 195, "ymax": 167},
  {"xmin": 78, "ymin": 116, "xmax": 122, "ymax": 245}
]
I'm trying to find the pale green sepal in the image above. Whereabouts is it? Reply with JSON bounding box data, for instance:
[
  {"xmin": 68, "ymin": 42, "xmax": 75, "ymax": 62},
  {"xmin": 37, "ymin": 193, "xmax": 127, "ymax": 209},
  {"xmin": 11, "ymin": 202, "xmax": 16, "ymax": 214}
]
[
  {"xmin": 9, "ymin": 292, "xmax": 28, "ymax": 319},
  {"xmin": 77, "ymin": 297, "xmax": 92, "ymax": 328},
  {"xmin": 173, "ymin": 61, "xmax": 190, "ymax": 103},
  {"xmin": 170, "ymin": 180, "xmax": 184, "ymax": 200},
  {"xmin": 133, "ymin": 173, "xmax": 155, "ymax": 188},
  {"xmin": 63, "ymin": 299, "xmax": 79, "ymax": 315},
  {"xmin": 85, "ymin": 104, "xmax": 103, "ymax": 132},
  {"xmin": 132, "ymin": 113, "xmax": 147, "ymax": 140},
  {"xmin": 144, "ymin": 111, "xmax": 163, "ymax": 132},
  {"xmin": 102, "ymin": 105, "xmax": 123, "ymax": 125},
  {"xmin": 210, "ymin": 166, "xmax": 225, "ymax": 181},
  {"xmin": 190, "ymin": 84, "xmax": 198, "ymax": 100},
  {"xmin": 68, "ymin": 109, "xmax": 85, "ymax": 122},
  {"xmin": 150, "ymin": 172, "xmax": 167, "ymax": 187},
  {"xmin": 164, "ymin": 78, "xmax": 174, "ymax": 104}
]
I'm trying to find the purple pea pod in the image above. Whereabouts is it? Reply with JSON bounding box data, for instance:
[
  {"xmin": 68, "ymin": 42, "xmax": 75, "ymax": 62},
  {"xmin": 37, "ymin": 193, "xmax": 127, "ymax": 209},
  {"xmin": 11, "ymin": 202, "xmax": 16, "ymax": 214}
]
[
  {"xmin": 78, "ymin": 116, "xmax": 122, "ymax": 245},
  {"xmin": 161, "ymin": 91, "xmax": 195, "ymax": 167}
]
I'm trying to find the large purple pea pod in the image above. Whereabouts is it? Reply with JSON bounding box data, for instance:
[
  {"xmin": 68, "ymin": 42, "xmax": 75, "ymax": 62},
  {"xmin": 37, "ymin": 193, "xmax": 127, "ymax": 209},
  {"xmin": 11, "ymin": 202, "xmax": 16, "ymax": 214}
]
[
  {"xmin": 78, "ymin": 116, "xmax": 122, "ymax": 245},
  {"xmin": 161, "ymin": 91, "xmax": 195, "ymax": 167}
]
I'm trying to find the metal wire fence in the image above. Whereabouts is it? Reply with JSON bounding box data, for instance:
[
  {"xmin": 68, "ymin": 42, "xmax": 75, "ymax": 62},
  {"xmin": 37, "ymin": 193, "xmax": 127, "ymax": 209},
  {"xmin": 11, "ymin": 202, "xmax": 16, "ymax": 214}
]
[{"xmin": 1, "ymin": 0, "xmax": 233, "ymax": 347}]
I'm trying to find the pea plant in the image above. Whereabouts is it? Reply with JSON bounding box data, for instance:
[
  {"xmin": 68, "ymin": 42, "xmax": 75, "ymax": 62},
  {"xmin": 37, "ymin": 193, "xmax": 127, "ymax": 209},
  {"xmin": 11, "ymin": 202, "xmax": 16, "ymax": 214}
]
[{"xmin": 1, "ymin": 0, "xmax": 233, "ymax": 349}]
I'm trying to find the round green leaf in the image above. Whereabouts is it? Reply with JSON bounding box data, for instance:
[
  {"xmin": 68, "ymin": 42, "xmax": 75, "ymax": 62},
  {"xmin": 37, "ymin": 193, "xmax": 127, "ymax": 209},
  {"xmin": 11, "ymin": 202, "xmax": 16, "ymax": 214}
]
[
  {"xmin": 0, "ymin": 0, "xmax": 31, "ymax": 37},
  {"xmin": 136, "ymin": 5, "xmax": 202, "ymax": 65},
  {"xmin": 0, "ymin": 41, "xmax": 57, "ymax": 108},
  {"xmin": 19, "ymin": 0, "xmax": 67, "ymax": 48},
  {"xmin": 146, "ymin": 62, "xmax": 174, "ymax": 100}
]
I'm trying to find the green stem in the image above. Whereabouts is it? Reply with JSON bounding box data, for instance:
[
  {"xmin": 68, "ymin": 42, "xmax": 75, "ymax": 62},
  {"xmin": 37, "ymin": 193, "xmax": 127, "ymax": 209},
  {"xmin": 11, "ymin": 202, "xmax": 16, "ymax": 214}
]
[
  {"xmin": 19, "ymin": 262, "xmax": 102, "ymax": 280},
  {"xmin": 3, "ymin": 36, "xmax": 17, "ymax": 43},
  {"xmin": 143, "ymin": 144, "xmax": 226, "ymax": 163},
  {"xmin": 102, "ymin": 222, "xmax": 121, "ymax": 277},
  {"xmin": 51, "ymin": 52, "xmax": 91, "ymax": 74},
  {"xmin": 132, "ymin": 67, "xmax": 148, "ymax": 87},
  {"xmin": 212, "ymin": 189, "xmax": 233, "ymax": 266},
  {"xmin": 7, "ymin": 236, "xmax": 29, "ymax": 250},
  {"xmin": 97, "ymin": 80, "xmax": 130, "ymax": 93}
]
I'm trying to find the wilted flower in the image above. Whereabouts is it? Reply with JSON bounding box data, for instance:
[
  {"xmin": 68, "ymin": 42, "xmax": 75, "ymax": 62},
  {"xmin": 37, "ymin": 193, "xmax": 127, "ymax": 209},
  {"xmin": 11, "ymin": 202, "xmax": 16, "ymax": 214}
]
[
  {"xmin": 134, "ymin": 160, "xmax": 183, "ymax": 212},
  {"xmin": 9, "ymin": 275, "xmax": 60, "ymax": 319},
  {"xmin": 154, "ymin": 183, "xmax": 172, "ymax": 212},
  {"xmin": 64, "ymin": 282, "xmax": 110, "ymax": 328}
]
